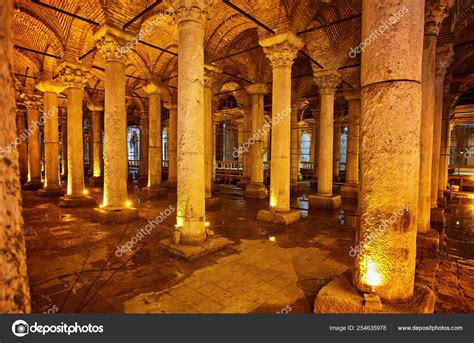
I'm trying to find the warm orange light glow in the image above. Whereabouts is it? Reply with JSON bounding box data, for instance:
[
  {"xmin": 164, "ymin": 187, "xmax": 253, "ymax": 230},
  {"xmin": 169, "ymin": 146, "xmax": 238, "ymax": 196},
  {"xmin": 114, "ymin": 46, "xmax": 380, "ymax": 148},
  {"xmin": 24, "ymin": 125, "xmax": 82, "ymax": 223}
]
[
  {"xmin": 363, "ymin": 258, "xmax": 382, "ymax": 287},
  {"xmin": 270, "ymin": 197, "xmax": 277, "ymax": 208},
  {"xmin": 269, "ymin": 235, "xmax": 276, "ymax": 242},
  {"xmin": 205, "ymin": 221, "xmax": 210, "ymax": 227},
  {"xmin": 125, "ymin": 200, "xmax": 132, "ymax": 208},
  {"xmin": 83, "ymin": 189, "xmax": 89, "ymax": 195},
  {"xmin": 176, "ymin": 216, "xmax": 184, "ymax": 228}
]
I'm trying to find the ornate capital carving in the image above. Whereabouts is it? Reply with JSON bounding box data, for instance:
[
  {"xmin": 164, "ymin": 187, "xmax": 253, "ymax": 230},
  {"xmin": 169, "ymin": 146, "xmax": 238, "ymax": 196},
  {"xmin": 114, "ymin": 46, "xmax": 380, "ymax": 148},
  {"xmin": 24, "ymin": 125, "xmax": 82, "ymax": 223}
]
[
  {"xmin": 313, "ymin": 69, "xmax": 342, "ymax": 95},
  {"xmin": 23, "ymin": 94, "xmax": 42, "ymax": 109},
  {"xmin": 93, "ymin": 24, "xmax": 134, "ymax": 63},
  {"xmin": 35, "ymin": 80, "xmax": 66, "ymax": 94},
  {"xmin": 425, "ymin": 4, "xmax": 448, "ymax": 36},
  {"xmin": 143, "ymin": 81, "xmax": 168, "ymax": 96},
  {"xmin": 167, "ymin": 0, "xmax": 212, "ymax": 25},
  {"xmin": 245, "ymin": 83, "xmax": 268, "ymax": 95},
  {"xmin": 435, "ymin": 44, "xmax": 454, "ymax": 78},
  {"xmin": 55, "ymin": 62, "xmax": 91, "ymax": 89},
  {"xmin": 204, "ymin": 64, "xmax": 223, "ymax": 88},
  {"xmin": 259, "ymin": 32, "xmax": 304, "ymax": 69}
]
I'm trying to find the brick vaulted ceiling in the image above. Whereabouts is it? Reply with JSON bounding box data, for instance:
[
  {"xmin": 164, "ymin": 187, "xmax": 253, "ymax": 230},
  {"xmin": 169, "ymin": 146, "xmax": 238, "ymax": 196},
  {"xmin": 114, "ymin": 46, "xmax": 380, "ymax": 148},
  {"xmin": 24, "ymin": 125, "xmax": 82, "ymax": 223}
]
[{"xmin": 12, "ymin": 0, "xmax": 474, "ymax": 112}]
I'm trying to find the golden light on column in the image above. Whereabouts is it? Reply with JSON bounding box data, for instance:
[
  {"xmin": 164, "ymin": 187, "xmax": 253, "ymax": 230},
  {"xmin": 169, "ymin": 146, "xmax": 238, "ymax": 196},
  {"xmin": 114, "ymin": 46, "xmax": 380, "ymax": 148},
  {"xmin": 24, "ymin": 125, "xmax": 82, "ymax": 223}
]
[{"xmin": 362, "ymin": 257, "xmax": 382, "ymax": 288}]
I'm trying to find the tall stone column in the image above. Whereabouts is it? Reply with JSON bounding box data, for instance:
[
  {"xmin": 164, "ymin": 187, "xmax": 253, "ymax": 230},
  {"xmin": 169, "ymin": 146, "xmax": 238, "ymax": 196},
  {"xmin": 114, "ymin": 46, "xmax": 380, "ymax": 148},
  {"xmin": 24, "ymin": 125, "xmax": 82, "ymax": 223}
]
[
  {"xmin": 290, "ymin": 101, "xmax": 304, "ymax": 193},
  {"xmin": 0, "ymin": 0, "xmax": 31, "ymax": 312},
  {"xmin": 204, "ymin": 64, "xmax": 222, "ymax": 208},
  {"xmin": 36, "ymin": 81, "xmax": 65, "ymax": 196},
  {"xmin": 139, "ymin": 111, "xmax": 149, "ymax": 182},
  {"xmin": 56, "ymin": 63, "xmax": 95, "ymax": 207},
  {"xmin": 23, "ymin": 95, "xmax": 43, "ymax": 190},
  {"xmin": 354, "ymin": 0, "xmax": 424, "ymax": 302},
  {"xmin": 312, "ymin": 114, "xmax": 318, "ymax": 178},
  {"xmin": 431, "ymin": 44, "xmax": 453, "ymax": 206},
  {"xmin": 88, "ymin": 103, "xmax": 104, "ymax": 185},
  {"xmin": 16, "ymin": 107, "xmax": 28, "ymax": 184},
  {"xmin": 60, "ymin": 115, "xmax": 67, "ymax": 179},
  {"xmin": 418, "ymin": 3, "xmax": 448, "ymax": 233},
  {"xmin": 333, "ymin": 113, "xmax": 341, "ymax": 180},
  {"xmin": 240, "ymin": 108, "xmax": 252, "ymax": 185},
  {"xmin": 438, "ymin": 94, "xmax": 455, "ymax": 194},
  {"xmin": 142, "ymin": 81, "xmax": 167, "ymax": 198},
  {"xmin": 93, "ymin": 25, "xmax": 138, "ymax": 221},
  {"xmin": 257, "ymin": 32, "xmax": 303, "ymax": 225},
  {"xmin": 163, "ymin": 102, "xmax": 177, "ymax": 189},
  {"xmin": 244, "ymin": 83, "xmax": 269, "ymax": 199},
  {"xmin": 309, "ymin": 69, "xmax": 342, "ymax": 209}
]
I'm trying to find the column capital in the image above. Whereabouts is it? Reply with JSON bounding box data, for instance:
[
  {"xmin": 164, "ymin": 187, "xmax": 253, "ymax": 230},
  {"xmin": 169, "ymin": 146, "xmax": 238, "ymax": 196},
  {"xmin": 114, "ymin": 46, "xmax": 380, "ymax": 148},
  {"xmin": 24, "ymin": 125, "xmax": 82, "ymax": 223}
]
[
  {"xmin": 313, "ymin": 69, "xmax": 342, "ymax": 95},
  {"xmin": 435, "ymin": 44, "xmax": 454, "ymax": 78},
  {"xmin": 35, "ymin": 80, "xmax": 66, "ymax": 94},
  {"xmin": 291, "ymin": 99, "xmax": 308, "ymax": 112},
  {"xmin": 164, "ymin": 102, "xmax": 178, "ymax": 110},
  {"xmin": 55, "ymin": 62, "xmax": 91, "ymax": 89},
  {"xmin": 23, "ymin": 94, "xmax": 42, "ymax": 109},
  {"xmin": 87, "ymin": 103, "xmax": 104, "ymax": 111},
  {"xmin": 204, "ymin": 63, "xmax": 223, "ymax": 88},
  {"xmin": 166, "ymin": 0, "xmax": 212, "ymax": 25},
  {"xmin": 343, "ymin": 90, "xmax": 361, "ymax": 101},
  {"xmin": 93, "ymin": 24, "xmax": 135, "ymax": 63},
  {"xmin": 245, "ymin": 83, "xmax": 269, "ymax": 95},
  {"xmin": 425, "ymin": 4, "xmax": 448, "ymax": 36},
  {"xmin": 143, "ymin": 81, "xmax": 168, "ymax": 96},
  {"xmin": 259, "ymin": 32, "xmax": 304, "ymax": 68}
]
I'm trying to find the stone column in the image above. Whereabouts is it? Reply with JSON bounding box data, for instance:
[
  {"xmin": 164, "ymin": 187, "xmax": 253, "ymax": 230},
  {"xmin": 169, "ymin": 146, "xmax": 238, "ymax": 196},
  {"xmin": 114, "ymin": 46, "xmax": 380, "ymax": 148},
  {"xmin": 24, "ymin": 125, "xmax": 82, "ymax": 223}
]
[
  {"xmin": 290, "ymin": 101, "xmax": 304, "ymax": 193},
  {"xmin": 16, "ymin": 108, "xmax": 28, "ymax": 184},
  {"xmin": 139, "ymin": 111, "xmax": 149, "ymax": 182},
  {"xmin": 244, "ymin": 83, "xmax": 269, "ymax": 199},
  {"xmin": 164, "ymin": 102, "xmax": 177, "ymax": 189},
  {"xmin": 88, "ymin": 103, "xmax": 104, "ymax": 185},
  {"xmin": 309, "ymin": 69, "xmax": 342, "ymax": 209},
  {"xmin": 204, "ymin": 64, "xmax": 222, "ymax": 208},
  {"xmin": 431, "ymin": 44, "xmax": 453, "ymax": 206},
  {"xmin": 333, "ymin": 113, "xmax": 341, "ymax": 180},
  {"xmin": 23, "ymin": 95, "xmax": 43, "ymax": 190},
  {"xmin": 257, "ymin": 32, "xmax": 303, "ymax": 225},
  {"xmin": 438, "ymin": 94, "xmax": 455, "ymax": 194},
  {"xmin": 0, "ymin": 0, "xmax": 31, "ymax": 312},
  {"xmin": 418, "ymin": 3, "xmax": 448, "ymax": 233},
  {"xmin": 56, "ymin": 63, "xmax": 95, "ymax": 207},
  {"xmin": 93, "ymin": 25, "xmax": 138, "ymax": 221},
  {"xmin": 60, "ymin": 115, "xmax": 67, "ymax": 178},
  {"xmin": 36, "ymin": 81, "xmax": 65, "ymax": 196},
  {"xmin": 354, "ymin": 0, "xmax": 424, "ymax": 302},
  {"xmin": 241, "ymin": 108, "xmax": 252, "ymax": 184},
  {"xmin": 142, "ymin": 81, "xmax": 167, "ymax": 198}
]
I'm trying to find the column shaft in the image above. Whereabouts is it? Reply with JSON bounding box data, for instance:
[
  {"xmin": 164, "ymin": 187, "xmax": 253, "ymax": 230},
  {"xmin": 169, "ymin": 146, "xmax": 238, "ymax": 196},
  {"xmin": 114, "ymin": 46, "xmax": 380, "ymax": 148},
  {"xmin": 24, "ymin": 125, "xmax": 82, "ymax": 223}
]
[
  {"xmin": 92, "ymin": 110, "xmax": 102, "ymax": 177},
  {"xmin": 167, "ymin": 104, "xmax": 177, "ymax": 185},
  {"xmin": 290, "ymin": 105, "xmax": 300, "ymax": 189},
  {"xmin": 317, "ymin": 92, "xmax": 336, "ymax": 196},
  {"xmin": 140, "ymin": 113, "xmax": 149, "ymax": 177},
  {"xmin": 26, "ymin": 105, "xmax": 42, "ymax": 184},
  {"xmin": 148, "ymin": 93, "xmax": 163, "ymax": 189},
  {"xmin": 204, "ymin": 84, "xmax": 213, "ymax": 198},
  {"xmin": 17, "ymin": 110, "xmax": 28, "ymax": 183},
  {"xmin": 43, "ymin": 91, "xmax": 61, "ymax": 189},
  {"xmin": 345, "ymin": 95, "xmax": 360, "ymax": 184}
]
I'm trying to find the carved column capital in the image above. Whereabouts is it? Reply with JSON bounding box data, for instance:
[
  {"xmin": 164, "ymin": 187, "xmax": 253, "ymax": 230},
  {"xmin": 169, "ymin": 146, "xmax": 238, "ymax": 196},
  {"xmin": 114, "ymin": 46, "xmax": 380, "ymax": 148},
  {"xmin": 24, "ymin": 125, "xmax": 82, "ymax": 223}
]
[
  {"xmin": 204, "ymin": 63, "xmax": 223, "ymax": 89},
  {"xmin": 435, "ymin": 44, "xmax": 454, "ymax": 78},
  {"xmin": 313, "ymin": 69, "xmax": 342, "ymax": 95},
  {"xmin": 259, "ymin": 32, "xmax": 304, "ymax": 69},
  {"xmin": 93, "ymin": 24, "xmax": 135, "ymax": 63},
  {"xmin": 167, "ymin": 0, "xmax": 212, "ymax": 25},
  {"xmin": 245, "ymin": 83, "xmax": 269, "ymax": 95},
  {"xmin": 425, "ymin": 4, "xmax": 448, "ymax": 36},
  {"xmin": 143, "ymin": 81, "xmax": 168, "ymax": 96},
  {"xmin": 35, "ymin": 80, "xmax": 66, "ymax": 94},
  {"xmin": 23, "ymin": 94, "xmax": 42, "ymax": 109},
  {"xmin": 55, "ymin": 62, "xmax": 91, "ymax": 90}
]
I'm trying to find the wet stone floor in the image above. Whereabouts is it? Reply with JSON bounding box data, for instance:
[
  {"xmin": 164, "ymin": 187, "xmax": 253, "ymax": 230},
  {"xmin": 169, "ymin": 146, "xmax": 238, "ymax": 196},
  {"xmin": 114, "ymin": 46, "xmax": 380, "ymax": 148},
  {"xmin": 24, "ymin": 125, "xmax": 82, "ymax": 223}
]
[{"xmin": 22, "ymin": 184, "xmax": 474, "ymax": 313}]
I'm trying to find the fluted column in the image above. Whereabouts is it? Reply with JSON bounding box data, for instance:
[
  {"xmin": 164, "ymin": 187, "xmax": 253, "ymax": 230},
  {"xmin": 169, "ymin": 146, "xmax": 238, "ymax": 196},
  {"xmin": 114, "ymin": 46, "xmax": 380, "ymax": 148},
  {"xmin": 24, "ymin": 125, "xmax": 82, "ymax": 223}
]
[
  {"xmin": 244, "ymin": 83, "xmax": 269, "ymax": 198},
  {"xmin": 344, "ymin": 91, "xmax": 360, "ymax": 185},
  {"xmin": 139, "ymin": 111, "xmax": 149, "ymax": 180},
  {"xmin": 164, "ymin": 102, "xmax": 177, "ymax": 189},
  {"xmin": 16, "ymin": 108, "xmax": 28, "ymax": 184},
  {"xmin": 204, "ymin": 64, "xmax": 222, "ymax": 205},
  {"xmin": 142, "ymin": 81, "xmax": 167, "ymax": 198},
  {"xmin": 309, "ymin": 69, "xmax": 342, "ymax": 209},
  {"xmin": 257, "ymin": 32, "xmax": 303, "ymax": 225},
  {"xmin": 418, "ymin": 3, "xmax": 448, "ymax": 233},
  {"xmin": 93, "ymin": 25, "xmax": 137, "ymax": 220},
  {"xmin": 354, "ymin": 0, "xmax": 424, "ymax": 302},
  {"xmin": 87, "ymin": 103, "xmax": 104, "ymax": 185},
  {"xmin": 56, "ymin": 62, "xmax": 95, "ymax": 207},
  {"xmin": 36, "ymin": 81, "xmax": 65, "ymax": 195},
  {"xmin": 431, "ymin": 44, "xmax": 453, "ymax": 206},
  {"xmin": 23, "ymin": 95, "xmax": 43, "ymax": 190}
]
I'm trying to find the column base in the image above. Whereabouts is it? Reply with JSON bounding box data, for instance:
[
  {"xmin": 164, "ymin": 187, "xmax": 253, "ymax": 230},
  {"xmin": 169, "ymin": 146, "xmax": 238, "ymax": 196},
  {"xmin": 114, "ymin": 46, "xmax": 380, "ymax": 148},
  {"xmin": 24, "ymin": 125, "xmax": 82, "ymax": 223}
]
[
  {"xmin": 314, "ymin": 274, "xmax": 435, "ymax": 314},
  {"xmin": 58, "ymin": 195, "xmax": 96, "ymax": 208},
  {"xmin": 88, "ymin": 176, "xmax": 104, "ymax": 187},
  {"xmin": 256, "ymin": 209, "xmax": 300, "ymax": 225},
  {"xmin": 158, "ymin": 236, "xmax": 232, "ymax": 260},
  {"xmin": 309, "ymin": 194, "xmax": 342, "ymax": 209},
  {"xmin": 37, "ymin": 187, "xmax": 66, "ymax": 197},
  {"xmin": 340, "ymin": 184, "xmax": 358, "ymax": 200},
  {"xmin": 93, "ymin": 207, "xmax": 139, "ymax": 224},
  {"xmin": 23, "ymin": 181, "xmax": 44, "ymax": 191},
  {"xmin": 141, "ymin": 186, "xmax": 168, "ymax": 199},
  {"xmin": 205, "ymin": 196, "xmax": 220, "ymax": 210},
  {"xmin": 416, "ymin": 229, "xmax": 440, "ymax": 258},
  {"xmin": 236, "ymin": 177, "xmax": 250, "ymax": 189},
  {"xmin": 162, "ymin": 180, "xmax": 177, "ymax": 190},
  {"xmin": 430, "ymin": 207, "xmax": 446, "ymax": 227},
  {"xmin": 243, "ymin": 182, "xmax": 268, "ymax": 199}
]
